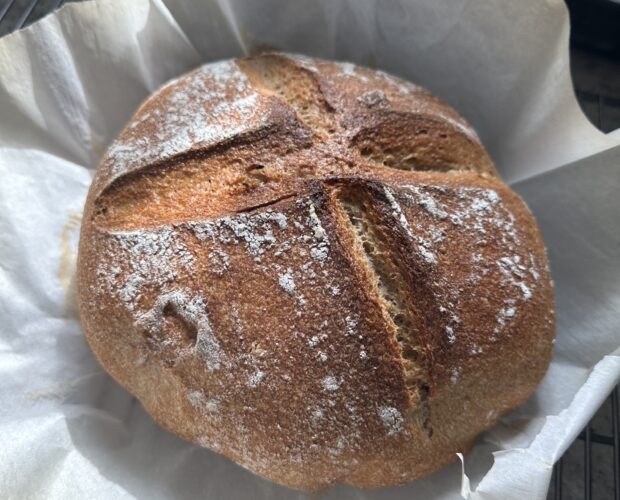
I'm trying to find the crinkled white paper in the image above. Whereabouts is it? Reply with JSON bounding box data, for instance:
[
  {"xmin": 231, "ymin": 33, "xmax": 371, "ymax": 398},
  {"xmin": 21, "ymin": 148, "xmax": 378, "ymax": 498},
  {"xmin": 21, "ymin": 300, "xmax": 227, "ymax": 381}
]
[{"xmin": 0, "ymin": 1, "xmax": 619, "ymax": 499}]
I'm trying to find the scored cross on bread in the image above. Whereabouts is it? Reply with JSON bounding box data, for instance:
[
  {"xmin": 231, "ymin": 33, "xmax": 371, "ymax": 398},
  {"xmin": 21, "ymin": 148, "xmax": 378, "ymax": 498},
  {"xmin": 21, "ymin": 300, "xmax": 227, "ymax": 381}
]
[{"xmin": 77, "ymin": 53, "xmax": 554, "ymax": 491}]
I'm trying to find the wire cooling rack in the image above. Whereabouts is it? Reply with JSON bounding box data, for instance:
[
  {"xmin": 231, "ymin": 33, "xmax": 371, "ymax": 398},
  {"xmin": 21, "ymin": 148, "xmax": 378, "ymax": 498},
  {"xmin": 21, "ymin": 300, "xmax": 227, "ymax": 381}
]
[
  {"xmin": 548, "ymin": 386, "xmax": 619, "ymax": 500},
  {"xmin": 1, "ymin": 1, "xmax": 619, "ymax": 498}
]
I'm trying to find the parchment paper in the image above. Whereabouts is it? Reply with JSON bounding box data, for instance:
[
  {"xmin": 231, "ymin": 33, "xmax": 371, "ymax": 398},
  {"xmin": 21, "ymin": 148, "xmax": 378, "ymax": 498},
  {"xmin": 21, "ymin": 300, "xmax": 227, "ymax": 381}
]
[{"xmin": 0, "ymin": 1, "xmax": 618, "ymax": 499}]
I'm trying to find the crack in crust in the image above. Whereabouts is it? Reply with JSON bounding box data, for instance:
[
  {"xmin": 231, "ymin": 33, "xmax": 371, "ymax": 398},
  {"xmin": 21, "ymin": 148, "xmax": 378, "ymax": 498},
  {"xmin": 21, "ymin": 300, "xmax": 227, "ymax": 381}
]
[
  {"xmin": 92, "ymin": 53, "xmax": 494, "ymax": 232},
  {"xmin": 238, "ymin": 54, "xmax": 337, "ymax": 138},
  {"xmin": 331, "ymin": 184, "xmax": 432, "ymax": 437}
]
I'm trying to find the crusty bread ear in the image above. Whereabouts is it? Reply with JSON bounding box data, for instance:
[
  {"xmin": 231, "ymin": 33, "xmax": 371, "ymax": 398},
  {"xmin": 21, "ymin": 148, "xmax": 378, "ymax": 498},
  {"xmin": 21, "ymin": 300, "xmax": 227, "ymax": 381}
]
[{"xmin": 77, "ymin": 53, "xmax": 554, "ymax": 491}]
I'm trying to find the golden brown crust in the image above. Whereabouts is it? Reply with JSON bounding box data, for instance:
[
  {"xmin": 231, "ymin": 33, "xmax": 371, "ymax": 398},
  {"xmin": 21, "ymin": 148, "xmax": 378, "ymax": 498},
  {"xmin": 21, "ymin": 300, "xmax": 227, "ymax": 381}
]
[{"xmin": 77, "ymin": 53, "xmax": 554, "ymax": 491}]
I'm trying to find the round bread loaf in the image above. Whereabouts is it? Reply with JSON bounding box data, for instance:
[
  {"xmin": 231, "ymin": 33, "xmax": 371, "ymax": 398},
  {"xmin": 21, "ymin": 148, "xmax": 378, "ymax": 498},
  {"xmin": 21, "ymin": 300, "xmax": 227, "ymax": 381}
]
[{"xmin": 77, "ymin": 53, "xmax": 555, "ymax": 491}]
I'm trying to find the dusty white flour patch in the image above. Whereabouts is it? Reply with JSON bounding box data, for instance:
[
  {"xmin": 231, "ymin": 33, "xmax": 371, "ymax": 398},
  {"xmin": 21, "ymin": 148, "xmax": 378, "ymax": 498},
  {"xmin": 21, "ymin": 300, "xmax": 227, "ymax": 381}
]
[
  {"xmin": 377, "ymin": 406, "xmax": 403, "ymax": 436},
  {"xmin": 497, "ymin": 255, "xmax": 533, "ymax": 301},
  {"xmin": 98, "ymin": 226, "xmax": 194, "ymax": 311},
  {"xmin": 187, "ymin": 391, "xmax": 219, "ymax": 413},
  {"xmin": 395, "ymin": 183, "xmax": 542, "ymax": 341},
  {"xmin": 308, "ymin": 333, "xmax": 327, "ymax": 347},
  {"xmin": 247, "ymin": 370, "xmax": 265, "ymax": 388},
  {"xmin": 529, "ymin": 253, "xmax": 541, "ymax": 280},
  {"xmin": 384, "ymin": 186, "xmax": 414, "ymax": 239},
  {"xmin": 337, "ymin": 61, "xmax": 369, "ymax": 82},
  {"xmin": 197, "ymin": 435, "xmax": 222, "ymax": 452},
  {"xmin": 310, "ymin": 408, "xmax": 324, "ymax": 426},
  {"xmin": 385, "ymin": 186, "xmax": 437, "ymax": 264},
  {"xmin": 374, "ymin": 69, "xmax": 417, "ymax": 95},
  {"xmin": 404, "ymin": 185, "xmax": 449, "ymax": 219},
  {"xmin": 305, "ymin": 201, "xmax": 330, "ymax": 262},
  {"xmin": 345, "ymin": 316, "xmax": 358, "ymax": 336},
  {"xmin": 271, "ymin": 213, "xmax": 288, "ymax": 230},
  {"xmin": 428, "ymin": 225, "xmax": 445, "ymax": 243},
  {"xmin": 104, "ymin": 61, "xmax": 269, "ymax": 180},
  {"xmin": 322, "ymin": 376, "xmax": 341, "ymax": 391},
  {"xmin": 278, "ymin": 270, "xmax": 296, "ymax": 294},
  {"xmin": 208, "ymin": 246, "xmax": 230, "ymax": 276},
  {"xmin": 494, "ymin": 299, "xmax": 519, "ymax": 335},
  {"xmin": 445, "ymin": 326, "xmax": 456, "ymax": 344},
  {"xmin": 328, "ymin": 436, "xmax": 348, "ymax": 457},
  {"xmin": 471, "ymin": 345, "xmax": 483, "ymax": 355},
  {"xmin": 189, "ymin": 211, "xmax": 288, "ymax": 261},
  {"xmin": 187, "ymin": 390, "xmax": 205, "ymax": 408}
]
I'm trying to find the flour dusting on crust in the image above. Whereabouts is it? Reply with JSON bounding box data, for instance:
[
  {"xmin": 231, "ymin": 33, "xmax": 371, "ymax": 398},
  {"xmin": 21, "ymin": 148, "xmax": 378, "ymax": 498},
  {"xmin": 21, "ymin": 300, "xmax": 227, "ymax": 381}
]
[
  {"xmin": 100, "ymin": 61, "xmax": 271, "ymax": 187},
  {"xmin": 377, "ymin": 406, "xmax": 404, "ymax": 436},
  {"xmin": 389, "ymin": 182, "xmax": 542, "ymax": 349},
  {"xmin": 81, "ymin": 54, "xmax": 554, "ymax": 491}
]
